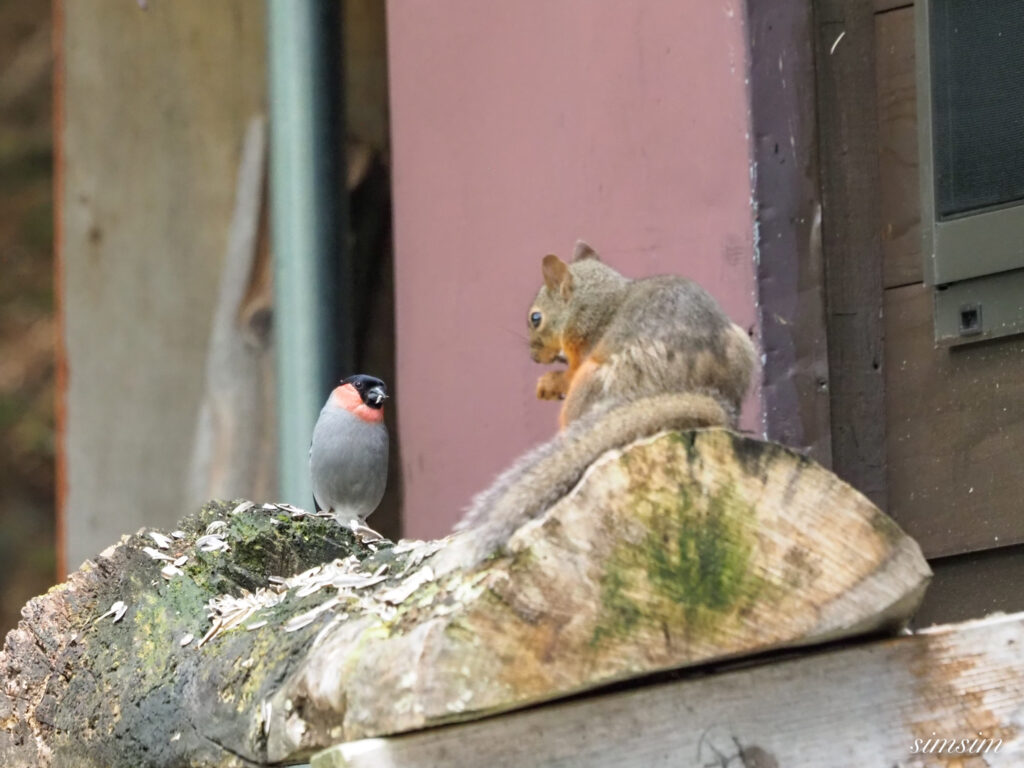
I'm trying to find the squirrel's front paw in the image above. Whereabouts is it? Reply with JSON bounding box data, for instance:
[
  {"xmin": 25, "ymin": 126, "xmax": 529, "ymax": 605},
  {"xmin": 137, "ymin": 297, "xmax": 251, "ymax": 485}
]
[{"xmin": 536, "ymin": 371, "xmax": 568, "ymax": 401}]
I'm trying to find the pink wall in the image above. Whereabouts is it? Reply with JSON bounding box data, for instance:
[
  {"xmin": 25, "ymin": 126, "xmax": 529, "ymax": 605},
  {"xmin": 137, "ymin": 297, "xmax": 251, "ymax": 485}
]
[{"xmin": 387, "ymin": 0, "xmax": 758, "ymax": 538}]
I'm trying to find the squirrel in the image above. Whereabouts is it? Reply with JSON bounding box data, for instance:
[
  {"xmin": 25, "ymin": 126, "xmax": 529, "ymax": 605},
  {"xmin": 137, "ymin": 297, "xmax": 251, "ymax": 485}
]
[{"xmin": 444, "ymin": 240, "xmax": 756, "ymax": 570}]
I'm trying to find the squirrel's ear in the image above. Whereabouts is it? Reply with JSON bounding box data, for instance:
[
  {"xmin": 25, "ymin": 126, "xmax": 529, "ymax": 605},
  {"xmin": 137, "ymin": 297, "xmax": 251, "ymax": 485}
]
[
  {"xmin": 572, "ymin": 240, "xmax": 599, "ymax": 262},
  {"xmin": 542, "ymin": 254, "xmax": 573, "ymax": 299}
]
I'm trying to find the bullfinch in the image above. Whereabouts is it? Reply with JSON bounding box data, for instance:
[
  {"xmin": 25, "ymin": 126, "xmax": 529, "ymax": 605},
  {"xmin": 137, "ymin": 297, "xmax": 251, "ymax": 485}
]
[{"xmin": 309, "ymin": 374, "xmax": 389, "ymax": 528}]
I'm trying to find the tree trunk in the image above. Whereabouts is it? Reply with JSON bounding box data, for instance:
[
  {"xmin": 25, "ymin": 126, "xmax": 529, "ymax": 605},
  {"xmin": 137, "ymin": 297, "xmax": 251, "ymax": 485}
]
[{"xmin": 0, "ymin": 430, "xmax": 931, "ymax": 767}]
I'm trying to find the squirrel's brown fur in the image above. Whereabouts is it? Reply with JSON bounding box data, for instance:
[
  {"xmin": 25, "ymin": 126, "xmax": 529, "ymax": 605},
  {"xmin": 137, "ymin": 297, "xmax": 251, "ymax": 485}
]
[{"xmin": 444, "ymin": 241, "xmax": 756, "ymax": 569}]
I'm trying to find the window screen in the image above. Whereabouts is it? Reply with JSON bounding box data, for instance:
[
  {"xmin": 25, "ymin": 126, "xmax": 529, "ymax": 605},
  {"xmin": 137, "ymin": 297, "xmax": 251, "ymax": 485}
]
[{"xmin": 930, "ymin": 0, "xmax": 1024, "ymax": 219}]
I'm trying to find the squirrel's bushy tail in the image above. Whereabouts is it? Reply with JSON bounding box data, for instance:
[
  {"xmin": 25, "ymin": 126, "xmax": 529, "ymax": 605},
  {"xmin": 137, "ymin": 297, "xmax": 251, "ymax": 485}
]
[{"xmin": 440, "ymin": 393, "xmax": 730, "ymax": 571}]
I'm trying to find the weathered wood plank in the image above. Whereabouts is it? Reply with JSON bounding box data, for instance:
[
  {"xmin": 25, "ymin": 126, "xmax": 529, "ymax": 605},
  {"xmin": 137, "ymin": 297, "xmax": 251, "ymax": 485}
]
[
  {"xmin": 315, "ymin": 612, "xmax": 1024, "ymax": 768},
  {"xmin": 875, "ymin": 7, "xmax": 922, "ymax": 288},
  {"xmin": 186, "ymin": 117, "xmax": 276, "ymax": 511},
  {"xmin": 749, "ymin": 0, "xmax": 833, "ymax": 465},
  {"xmin": 885, "ymin": 284, "xmax": 1024, "ymax": 558},
  {"xmin": 814, "ymin": 0, "xmax": 888, "ymax": 509},
  {"xmin": 60, "ymin": 0, "xmax": 266, "ymax": 571},
  {"xmin": 0, "ymin": 430, "xmax": 931, "ymax": 767}
]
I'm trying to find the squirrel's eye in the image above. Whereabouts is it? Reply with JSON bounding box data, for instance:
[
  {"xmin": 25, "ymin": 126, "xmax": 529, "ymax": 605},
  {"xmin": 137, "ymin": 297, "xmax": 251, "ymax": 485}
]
[{"xmin": 529, "ymin": 311, "xmax": 542, "ymax": 329}]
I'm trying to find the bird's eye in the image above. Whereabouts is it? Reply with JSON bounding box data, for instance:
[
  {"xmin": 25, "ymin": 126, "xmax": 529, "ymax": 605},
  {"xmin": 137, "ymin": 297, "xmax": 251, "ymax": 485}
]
[{"xmin": 529, "ymin": 311, "xmax": 542, "ymax": 329}]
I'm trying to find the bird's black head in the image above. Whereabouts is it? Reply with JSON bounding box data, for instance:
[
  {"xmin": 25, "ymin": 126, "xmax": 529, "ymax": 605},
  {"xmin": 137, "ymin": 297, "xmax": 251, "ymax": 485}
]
[{"xmin": 342, "ymin": 374, "xmax": 388, "ymax": 409}]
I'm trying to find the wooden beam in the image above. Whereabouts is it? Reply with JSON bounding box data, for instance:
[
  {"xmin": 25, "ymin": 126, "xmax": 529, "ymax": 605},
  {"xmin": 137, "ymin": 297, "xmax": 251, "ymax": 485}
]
[
  {"xmin": 813, "ymin": 0, "xmax": 888, "ymax": 509},
  {"xmin": 875, "ymin": 6, "xmax": 922, "ymax": 289},
  {"xmin": 748, "ymin": 0, "xmax": 833, "ymax": 465},
  {"xmin": 314, "ymin": 612, "xmax": 1024, "ymax": 768}
]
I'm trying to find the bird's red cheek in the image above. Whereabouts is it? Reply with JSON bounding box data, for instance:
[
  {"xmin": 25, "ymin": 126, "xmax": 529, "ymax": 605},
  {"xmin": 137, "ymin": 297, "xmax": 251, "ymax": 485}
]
[
  {"xmin": 330, "ymin": 384, "xmax": 384, "ymax": 423},
  {"xmin": 331, "ymin": 384, "xmax": 363, "ymax": 411}
]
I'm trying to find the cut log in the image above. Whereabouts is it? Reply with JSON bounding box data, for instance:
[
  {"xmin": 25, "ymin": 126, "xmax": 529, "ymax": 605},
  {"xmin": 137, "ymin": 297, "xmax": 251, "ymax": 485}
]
[{"xmin": 0, "ymin": 430, "xmax": 931, "ymax": 767}]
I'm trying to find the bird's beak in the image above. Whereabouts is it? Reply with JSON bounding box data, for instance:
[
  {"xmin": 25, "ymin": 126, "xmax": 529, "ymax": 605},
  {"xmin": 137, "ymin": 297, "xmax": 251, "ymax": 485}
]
[{"xmin": 367, "ymin": 386, "xmax": 387, "ymax": 406}]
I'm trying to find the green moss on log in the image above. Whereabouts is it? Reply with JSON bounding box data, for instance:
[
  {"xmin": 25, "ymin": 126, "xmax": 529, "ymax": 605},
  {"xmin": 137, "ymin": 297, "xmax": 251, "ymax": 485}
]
[
  {"xmin": 593, "ymin": 440, "xmax": 767, "ymax": 646},
  {"xmin": 23, "ymin": 499, "xmax": 386, "ymax": 767}
]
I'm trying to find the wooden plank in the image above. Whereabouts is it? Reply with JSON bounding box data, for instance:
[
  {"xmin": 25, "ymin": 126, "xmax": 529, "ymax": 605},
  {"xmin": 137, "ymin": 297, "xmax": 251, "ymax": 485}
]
[
  {"xmin": 60, "ymin": 0, "xmax": 266, "ymax": 570},
  {"xmin": 814, "ymin": 0, "xmax": 888, "ymax": 509},
  {"xmin": 313, "ymin": 612, "xmax": 1024, "ymax": 768},
  {"xmin": 749, "ymin": 0, "xmax": 833, "ymax": 465},
  {"xmin": 915, "ymin": 544, "xmax": 1024, "ymax": 627},
  {"xmin": 186, "ymin": 117, "xmax": 276, "ymax": 509},
  {"xmin": 885, "ymin": 283, "xmax": 1024, "ymax": 558},
  {"xmin": 876, "ymin": 7, "xmax": 923, "ymax": 288}
]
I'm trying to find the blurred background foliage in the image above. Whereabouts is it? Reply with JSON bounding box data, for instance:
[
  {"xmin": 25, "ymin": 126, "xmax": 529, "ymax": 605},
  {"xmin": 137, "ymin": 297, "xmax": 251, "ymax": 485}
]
[{"xmin": 0, "ymin": 0, "xmax": 56, "ymax": 634}]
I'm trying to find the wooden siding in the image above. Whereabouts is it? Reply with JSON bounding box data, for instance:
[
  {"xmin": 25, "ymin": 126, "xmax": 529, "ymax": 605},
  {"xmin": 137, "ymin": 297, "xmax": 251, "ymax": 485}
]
[{"xmin": 875, "ymin": 5, "xmax": 1024, "ymax": 559}]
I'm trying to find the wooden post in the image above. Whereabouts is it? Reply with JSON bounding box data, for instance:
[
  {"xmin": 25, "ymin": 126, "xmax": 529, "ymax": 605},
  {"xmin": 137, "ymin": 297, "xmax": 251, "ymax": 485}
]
[
  {"xmin": 813, "ymin": 0, "xmax": 888, "ymax": 508},
  {"xmin": 57, "ymin": 0, "xmax": 267, "ymax": 571}
]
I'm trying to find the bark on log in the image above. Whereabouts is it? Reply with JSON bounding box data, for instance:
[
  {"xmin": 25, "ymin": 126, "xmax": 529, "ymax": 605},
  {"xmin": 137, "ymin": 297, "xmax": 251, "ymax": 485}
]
[{"xmin": 0, "ymin": 430, "xmax": 931, "ymax": 767}]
